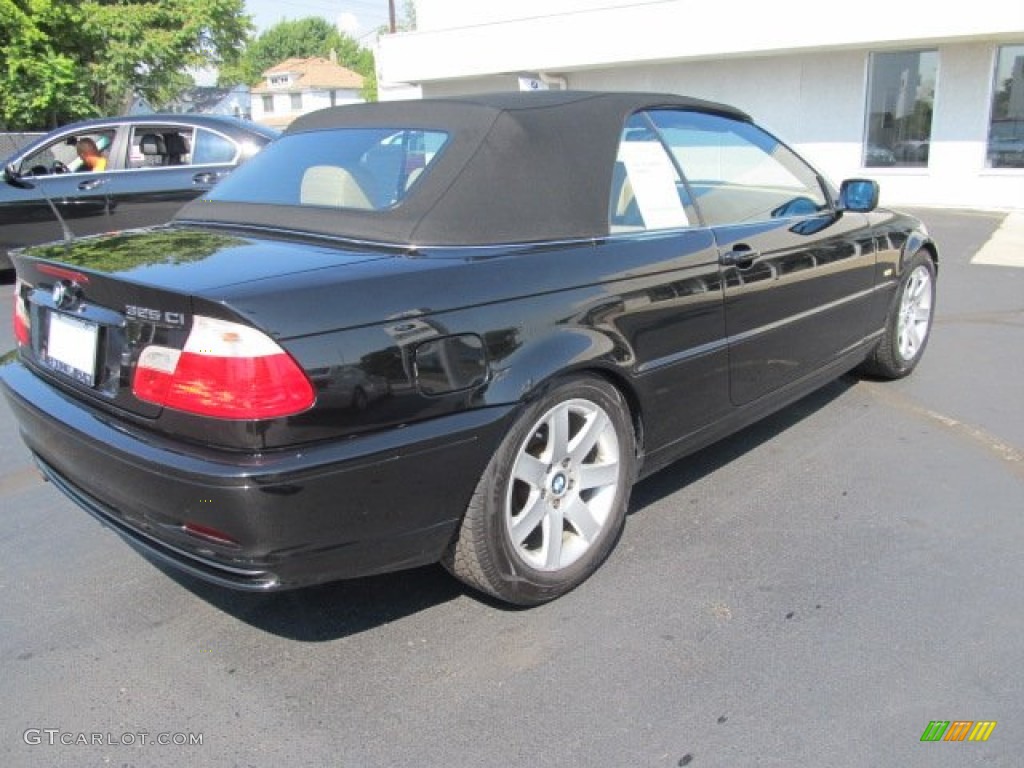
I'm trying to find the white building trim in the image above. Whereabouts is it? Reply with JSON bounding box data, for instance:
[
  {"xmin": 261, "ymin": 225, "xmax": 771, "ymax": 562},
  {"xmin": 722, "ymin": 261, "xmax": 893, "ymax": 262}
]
[
  {"xmin": 378, "ymin": 0, "xmax": 1024, "ymax": 210},
  {"xmin": 380, "ymin": 0, "xmax": 1023, "ymax": 84}
]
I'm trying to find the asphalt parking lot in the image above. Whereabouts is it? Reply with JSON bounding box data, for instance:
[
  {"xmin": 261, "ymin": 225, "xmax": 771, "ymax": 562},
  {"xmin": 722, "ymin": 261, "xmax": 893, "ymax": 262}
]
[{"xmin": 1, "ymin": 208, "xmax": 1021, "ymax": 767}]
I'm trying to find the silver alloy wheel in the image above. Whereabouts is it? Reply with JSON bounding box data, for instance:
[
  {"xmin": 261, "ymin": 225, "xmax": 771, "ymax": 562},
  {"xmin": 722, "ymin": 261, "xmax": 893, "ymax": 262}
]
[
  {"xmin": 896, "ymin": 264, "xmax": 934, "ymax": 361},
  {"xmin": 505, "ymin": 397, "xmax": 621, "ymax": 572}
]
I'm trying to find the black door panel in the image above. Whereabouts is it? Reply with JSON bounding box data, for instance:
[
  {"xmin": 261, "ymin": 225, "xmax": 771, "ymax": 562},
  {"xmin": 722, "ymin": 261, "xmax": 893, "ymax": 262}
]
[
  {"xmin": 603, "ymin": 230, "xmax": 729, "ymax": 451},
  {"xmin": 716, "ymin": 213, "xmax": 875, "ymax": 404},
  {"xmin": 106, "ymin": 165, "xmax": 228, "ymax": 231},
  {"xmin": 0, "ymin": 173, "xmax": 117, "ymax": 247},
  {"xmin": 640, "ymin": 109, "xmax": 879, "ymax": 407}
]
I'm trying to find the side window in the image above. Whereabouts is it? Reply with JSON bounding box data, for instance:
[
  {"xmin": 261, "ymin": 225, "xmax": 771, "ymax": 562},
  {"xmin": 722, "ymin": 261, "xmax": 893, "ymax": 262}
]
[
  {"xmin": 645, "ymin": 110, "xmax": 828, "ymax": 227},
  {"xmin": 126, "ymin": 126, "xmax": 195, "ymax": 169},
  {"xmin": 609, "ymin": 113, "xmax": 692, "ymax": 233},
  {"xmin": 193, "ymin": 129, "xmax": 238, "ymax": 165},
  {"xmin": 20, "ymin": 130, "xmax": 115, "ymax": 176}
]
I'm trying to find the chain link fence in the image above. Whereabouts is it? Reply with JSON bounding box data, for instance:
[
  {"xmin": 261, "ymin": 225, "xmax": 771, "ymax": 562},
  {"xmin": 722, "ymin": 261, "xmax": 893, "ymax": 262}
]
[{"xmin": 0, "ymin": 132, "xmax": 44, "ymax": 162}]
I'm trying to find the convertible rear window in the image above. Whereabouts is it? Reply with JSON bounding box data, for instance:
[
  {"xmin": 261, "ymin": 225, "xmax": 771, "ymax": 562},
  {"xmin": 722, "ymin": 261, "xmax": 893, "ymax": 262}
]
[{"xmin": 206, "ymin": 128, "xmax": 449, "ymax": 211}]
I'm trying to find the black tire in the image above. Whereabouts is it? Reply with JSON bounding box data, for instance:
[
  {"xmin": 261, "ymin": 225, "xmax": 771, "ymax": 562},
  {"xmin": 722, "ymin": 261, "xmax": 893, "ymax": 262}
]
[
  {"xmin": 859, "ymin": 249, "xmax": 936, "ymax": 379},
  {"xmin": 443, "ymin": 375, "xmax": 636, "ymax": 606},
  {"xmin": 351, "ymin": 386, "xmax": 368, "ymax": 411}
]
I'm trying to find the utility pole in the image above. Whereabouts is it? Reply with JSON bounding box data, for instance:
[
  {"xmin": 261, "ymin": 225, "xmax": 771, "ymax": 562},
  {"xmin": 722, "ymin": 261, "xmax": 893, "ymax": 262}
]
[{"xmin": 388, "ymin": 0, "xmax": 397, "ymax": 33}]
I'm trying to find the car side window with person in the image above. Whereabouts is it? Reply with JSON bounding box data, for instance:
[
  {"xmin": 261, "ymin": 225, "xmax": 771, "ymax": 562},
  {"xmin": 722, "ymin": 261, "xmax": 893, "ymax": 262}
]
[
  {"xmin": 1, "ymin": 116, "xmax": 277, "ymax": 270},
  {"xmin": 17, "ymin": 130, "xmax": 115, "ymax": 176}
]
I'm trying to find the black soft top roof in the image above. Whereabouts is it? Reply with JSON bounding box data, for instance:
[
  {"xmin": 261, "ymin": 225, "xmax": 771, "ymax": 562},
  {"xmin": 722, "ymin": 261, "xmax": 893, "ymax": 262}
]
[{"xmin": 176, "ymin": 91, "xmax": 750, "ymax": 246}]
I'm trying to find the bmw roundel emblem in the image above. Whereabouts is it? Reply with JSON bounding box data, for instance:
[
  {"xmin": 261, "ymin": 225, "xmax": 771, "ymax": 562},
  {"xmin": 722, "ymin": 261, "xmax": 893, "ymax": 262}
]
[{"xmin": 52, "ymin": 280, "xmax": 75, "ymax": 309}]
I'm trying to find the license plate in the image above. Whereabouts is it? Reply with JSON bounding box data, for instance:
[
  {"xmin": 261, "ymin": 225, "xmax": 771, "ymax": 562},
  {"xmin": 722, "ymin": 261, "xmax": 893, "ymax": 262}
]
[{"xmin": 46, "ymin": 312, "xmax": 99, "ymax": 386}]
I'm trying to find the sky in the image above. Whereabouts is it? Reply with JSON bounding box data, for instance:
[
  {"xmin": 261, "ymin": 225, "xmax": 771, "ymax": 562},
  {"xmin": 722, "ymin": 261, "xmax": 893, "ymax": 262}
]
[{"xmin": 244, "ymin": 0, "xmax": 393, "ymax": 43}]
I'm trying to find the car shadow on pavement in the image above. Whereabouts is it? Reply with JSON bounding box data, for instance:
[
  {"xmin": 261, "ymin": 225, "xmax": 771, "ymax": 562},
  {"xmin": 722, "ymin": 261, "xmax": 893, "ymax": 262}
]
[
  {"xmin": 157, "ymin": 375, "xmax": 858, "ymax": 640},
  {"xmin": 156, "ymin": 560, "xmax": 468, "ymax": 641}
]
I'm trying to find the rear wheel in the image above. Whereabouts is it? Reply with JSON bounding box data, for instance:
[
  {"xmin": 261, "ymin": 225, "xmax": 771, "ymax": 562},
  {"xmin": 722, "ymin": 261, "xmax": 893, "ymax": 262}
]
[
  {"xmin": 860, "ymin": 250, "xmax": 936, "ymax": 379},
  {"xmin": 443, "ymin": 375, "xmax": 636, "ymax": 605},
  {"xmin": 351, "ymin": 386, "xmax": 368, "ymax": 411}
]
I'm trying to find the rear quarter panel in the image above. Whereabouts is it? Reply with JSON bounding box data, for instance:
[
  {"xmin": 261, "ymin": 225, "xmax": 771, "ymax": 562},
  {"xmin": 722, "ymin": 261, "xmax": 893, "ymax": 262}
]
[{"xmin": 211, "ymin": 231, "xmax": 728, "ymax": 456}]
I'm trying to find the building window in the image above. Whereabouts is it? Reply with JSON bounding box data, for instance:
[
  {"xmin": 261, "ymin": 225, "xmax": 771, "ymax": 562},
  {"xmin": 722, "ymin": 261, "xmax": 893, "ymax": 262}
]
[
  {"xmin": 863, "ymin": 50, "xmax": 938, "ymax": 168},
  {"xmin": 262, "ymin": 94, "xmax": 273, "ymax": 114},
  {"xmin": 988, "ymin": 44, "xmax": 1024, "ymax": 169},
  {"xmin": 290, "ymin": 93, "xmax": 303, "ymax": 111}
]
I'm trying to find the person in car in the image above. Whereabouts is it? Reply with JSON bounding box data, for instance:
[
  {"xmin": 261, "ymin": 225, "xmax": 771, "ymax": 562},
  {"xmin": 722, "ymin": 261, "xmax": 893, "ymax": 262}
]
[{"xmin": 75, "ymin": 137, "xmax": 107, "ymax": 171}]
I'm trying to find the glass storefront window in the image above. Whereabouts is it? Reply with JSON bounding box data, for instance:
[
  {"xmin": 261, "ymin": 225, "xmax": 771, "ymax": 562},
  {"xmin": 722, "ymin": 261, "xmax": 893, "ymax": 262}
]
[
  {"xmin": 987, "ymin": 45, "xmax": 1024, "ymax": 169},
  {"xmin": 863, "ymin": 50, "xmax": 938, "ymax": 168}
]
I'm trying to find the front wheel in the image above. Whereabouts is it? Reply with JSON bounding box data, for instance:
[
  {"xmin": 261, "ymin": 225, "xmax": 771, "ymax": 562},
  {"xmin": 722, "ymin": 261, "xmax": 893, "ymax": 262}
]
[
  {"xmin": 859, "ymin": 250, "xmax": 936, "ymax": 379},
  {"xmin": 443, "ymin": 375, "xmax": 636, "ymax": 606}
]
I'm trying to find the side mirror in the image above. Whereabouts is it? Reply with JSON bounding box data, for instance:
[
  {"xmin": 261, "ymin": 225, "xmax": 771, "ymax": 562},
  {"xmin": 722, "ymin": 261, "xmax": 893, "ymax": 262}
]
[
  {"xmin": 3, "ymin": 163, "xmax": 34, "ymax": 189},
  {"xmin": 838, "ymin": 178, "xmax": 879, "ymax": 212}
]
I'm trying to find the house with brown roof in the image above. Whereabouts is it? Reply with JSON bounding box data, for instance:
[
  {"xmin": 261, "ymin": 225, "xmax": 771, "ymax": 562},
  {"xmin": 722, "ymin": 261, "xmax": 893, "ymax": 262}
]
[{"xmin": 251, "ymin": 54, "xmax": 364, "ymax": 128}]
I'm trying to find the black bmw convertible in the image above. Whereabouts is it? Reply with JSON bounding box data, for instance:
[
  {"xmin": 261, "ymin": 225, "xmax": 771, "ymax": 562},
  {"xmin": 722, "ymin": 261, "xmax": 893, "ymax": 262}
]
[{"xmin": 1, "ymin": 91, "xmax": 937, "ymax": 605}]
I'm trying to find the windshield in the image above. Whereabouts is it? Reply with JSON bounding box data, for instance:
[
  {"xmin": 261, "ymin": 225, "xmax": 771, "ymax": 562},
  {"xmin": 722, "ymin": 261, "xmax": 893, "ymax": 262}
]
[{"xmin": 206, "ymin": 128, "xmax": 450, "ymax": 211}]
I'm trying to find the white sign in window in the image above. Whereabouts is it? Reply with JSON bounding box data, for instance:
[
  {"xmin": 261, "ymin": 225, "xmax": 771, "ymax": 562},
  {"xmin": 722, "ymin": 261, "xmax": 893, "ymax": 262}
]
[{"xmin": 618, "ymin": 142, "xmax": 690, "ymax": 230}]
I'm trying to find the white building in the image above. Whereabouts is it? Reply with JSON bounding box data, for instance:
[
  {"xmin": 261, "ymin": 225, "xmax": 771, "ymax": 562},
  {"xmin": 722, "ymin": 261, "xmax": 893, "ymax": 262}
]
[
  {"xmin": 378, "ymin": 0, "xmax": 1024, "ymax": 209},
  {"xmin": 251, "ymin": 56, "xmax": 364, "ymax": 129}
]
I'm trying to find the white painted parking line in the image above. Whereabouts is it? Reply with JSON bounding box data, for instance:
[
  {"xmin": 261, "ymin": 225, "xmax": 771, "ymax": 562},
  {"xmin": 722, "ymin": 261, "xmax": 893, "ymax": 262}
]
[{"xmin": 972, "ymin": 212, "xmax": 1024, "ymax": 267}]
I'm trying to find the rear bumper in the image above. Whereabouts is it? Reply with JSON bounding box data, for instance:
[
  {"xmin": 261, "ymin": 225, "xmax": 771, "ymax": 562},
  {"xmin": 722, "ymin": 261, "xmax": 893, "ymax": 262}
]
[{"xmin": 1, "ymin": 361, "xmax": 513, "ymax": 590}]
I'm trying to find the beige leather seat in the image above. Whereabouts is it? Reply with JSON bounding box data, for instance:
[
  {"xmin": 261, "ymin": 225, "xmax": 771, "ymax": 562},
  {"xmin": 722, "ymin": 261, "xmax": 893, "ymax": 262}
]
[
  {"xmin": 300, "ymin": 165, "xmax": 374, "ymax": 209},
  {"xmin": 609, "ymin": 161, "xmax": 643, "ymax": 231}
]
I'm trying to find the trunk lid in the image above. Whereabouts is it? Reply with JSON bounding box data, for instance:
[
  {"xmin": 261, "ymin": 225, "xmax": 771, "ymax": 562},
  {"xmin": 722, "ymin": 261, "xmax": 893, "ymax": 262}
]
[
  {"xmin": 19, "ymin": 224, "xmax": 391, "ymax": 291},
  {"xmin": 11, "ymin": 225, "xmax": 393, "ymax": 422}
]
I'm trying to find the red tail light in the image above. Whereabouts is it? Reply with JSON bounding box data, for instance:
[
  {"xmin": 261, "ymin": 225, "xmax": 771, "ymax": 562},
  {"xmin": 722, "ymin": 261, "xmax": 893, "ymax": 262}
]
[
  {"xmin": 182, "ymin": 522, "xmax": 240, "ymax": 548},
  {"xmin": 13, "ymin": 279, "xmax": 30, "ymax": 346},
  {"xmin": 133, "ymin": 315, "xmax": 314, "ymax": 419}
]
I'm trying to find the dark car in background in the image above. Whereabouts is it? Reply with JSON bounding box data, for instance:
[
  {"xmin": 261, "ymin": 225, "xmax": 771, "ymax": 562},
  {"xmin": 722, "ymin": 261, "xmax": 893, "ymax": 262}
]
[
  {"xmin": 1, "ymin": 92, "xmax": 937, "ymax": 605},
  {"xmin": 1, "ymin": 114, "xmax": 278, "ymax": 270}
]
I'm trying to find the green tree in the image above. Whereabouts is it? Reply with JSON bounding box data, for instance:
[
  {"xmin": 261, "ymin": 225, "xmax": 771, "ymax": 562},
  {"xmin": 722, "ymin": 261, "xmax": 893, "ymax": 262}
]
[
  {"xmin": 219, "ymin": 17, "xmax": 376, "ymax": 101},
  {"xmin": 398, "ymin": 0, "xmax": 417, "ymax": 32},
  {"xmin": 0, "ymin": 0, "xmax": 249, "ymax": 129},
  {"xmin": 0, "ymin": 0, "xmax": 96, "ymax": 128}
]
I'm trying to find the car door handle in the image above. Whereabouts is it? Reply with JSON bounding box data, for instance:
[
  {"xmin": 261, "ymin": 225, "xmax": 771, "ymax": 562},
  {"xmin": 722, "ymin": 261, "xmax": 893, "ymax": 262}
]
[
  {"xmin": 77, "ymin": 178, "xmax": 107, "ymax": 191},
  {"xmin": 192, "ymin": 172, "xmax": 223, "ymax": 185},
  {"xmin": 719, "ymin": 245, "xmax": 761, "ymax": 268}
]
